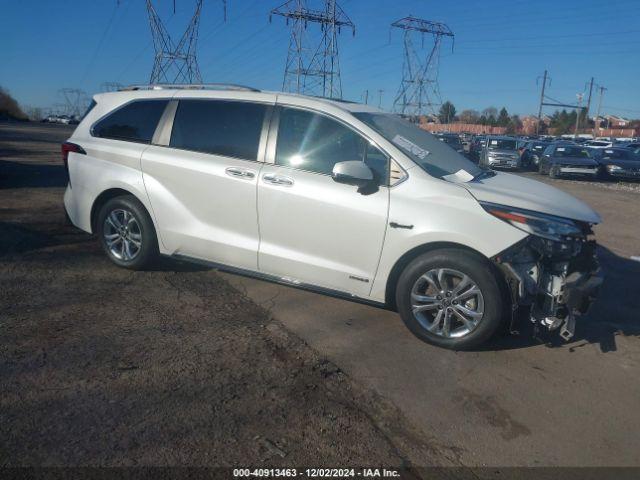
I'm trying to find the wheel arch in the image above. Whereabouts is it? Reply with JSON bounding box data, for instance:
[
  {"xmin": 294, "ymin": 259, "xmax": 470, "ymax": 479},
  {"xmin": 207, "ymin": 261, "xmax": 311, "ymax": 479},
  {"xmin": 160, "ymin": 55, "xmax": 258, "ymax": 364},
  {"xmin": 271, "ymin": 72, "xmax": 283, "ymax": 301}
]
[
  {"xmin": 90, "ymin": 188, "xmax": 142, "ymax": 234},
  {"xmin": 384, "ymin": 241, "xmax": 506, "ymax": 311}
]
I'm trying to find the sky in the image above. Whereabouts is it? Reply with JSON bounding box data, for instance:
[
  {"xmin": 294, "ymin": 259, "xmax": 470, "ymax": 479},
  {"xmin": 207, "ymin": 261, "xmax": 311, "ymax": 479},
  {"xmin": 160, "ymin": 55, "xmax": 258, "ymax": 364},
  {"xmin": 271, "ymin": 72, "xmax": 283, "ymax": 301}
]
[{"xmin": 1, "ymin": 0, "xmax": 639, "ymax": 118}]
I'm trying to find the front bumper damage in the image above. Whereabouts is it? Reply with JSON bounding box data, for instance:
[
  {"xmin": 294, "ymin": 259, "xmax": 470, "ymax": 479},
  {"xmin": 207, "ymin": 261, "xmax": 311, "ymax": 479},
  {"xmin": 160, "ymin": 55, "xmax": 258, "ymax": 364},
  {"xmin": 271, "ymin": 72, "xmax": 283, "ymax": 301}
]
[{"xmin": 494, "ymin": 230, "xmax": 603, "ymax": 341}]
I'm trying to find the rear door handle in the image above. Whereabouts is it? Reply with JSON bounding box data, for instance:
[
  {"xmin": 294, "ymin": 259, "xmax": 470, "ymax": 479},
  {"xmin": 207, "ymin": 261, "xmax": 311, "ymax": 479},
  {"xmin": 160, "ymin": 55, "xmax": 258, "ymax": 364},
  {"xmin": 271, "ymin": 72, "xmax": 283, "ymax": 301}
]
[
  {"xmin": 225, "ymin": 167, "xmax": 255, "ymax": 179},
  {"xmin": 263, "ymin": 173, "xmax": 294, "ymax": 187}
]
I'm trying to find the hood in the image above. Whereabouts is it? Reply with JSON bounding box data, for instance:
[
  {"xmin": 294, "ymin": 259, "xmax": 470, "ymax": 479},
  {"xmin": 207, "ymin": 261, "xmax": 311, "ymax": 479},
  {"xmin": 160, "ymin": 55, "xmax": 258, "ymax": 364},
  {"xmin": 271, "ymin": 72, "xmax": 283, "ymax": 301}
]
[
  {"xmin": 462, "ymin": 172, "xmax": 601, "ymax": 224},
  {"xmin": 550, "ymin": 156, "xmax": 599, "ymax": 166}
]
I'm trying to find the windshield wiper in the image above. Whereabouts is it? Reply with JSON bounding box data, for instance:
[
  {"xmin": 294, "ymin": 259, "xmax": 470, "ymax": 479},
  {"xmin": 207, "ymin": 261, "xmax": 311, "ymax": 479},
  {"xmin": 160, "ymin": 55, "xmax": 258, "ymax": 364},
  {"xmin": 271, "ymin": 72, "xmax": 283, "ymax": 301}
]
[{"xmin": 473, "ymin": 169, "xmax": 496, "ymax": 181}]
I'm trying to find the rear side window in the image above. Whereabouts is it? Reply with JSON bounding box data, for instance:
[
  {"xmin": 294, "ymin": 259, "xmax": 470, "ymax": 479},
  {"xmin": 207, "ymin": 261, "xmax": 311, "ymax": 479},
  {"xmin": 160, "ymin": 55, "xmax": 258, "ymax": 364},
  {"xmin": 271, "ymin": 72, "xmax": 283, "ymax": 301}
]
[
  {"xmin": 170, "ymin": 100, "xmax": 267, "ymax": 161},
  {"xmin": 92, "ymin": 99, "xmax": 168, "ymax": 143}
]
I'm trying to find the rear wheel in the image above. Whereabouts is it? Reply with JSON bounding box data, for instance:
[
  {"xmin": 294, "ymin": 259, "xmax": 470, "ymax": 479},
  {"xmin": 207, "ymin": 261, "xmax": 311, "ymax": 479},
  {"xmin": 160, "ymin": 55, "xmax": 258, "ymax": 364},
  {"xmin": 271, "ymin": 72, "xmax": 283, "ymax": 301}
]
[
  {"xmin": 395, "ymin": 249, "xmax": 505, "ymax": 350},
  {"xmin": 97, "ymin": 195, "xmax": 158, "ymax": 270},
  {"xmin": 549, "ymin": 165, "xmax": 560, "ymax": 179}
]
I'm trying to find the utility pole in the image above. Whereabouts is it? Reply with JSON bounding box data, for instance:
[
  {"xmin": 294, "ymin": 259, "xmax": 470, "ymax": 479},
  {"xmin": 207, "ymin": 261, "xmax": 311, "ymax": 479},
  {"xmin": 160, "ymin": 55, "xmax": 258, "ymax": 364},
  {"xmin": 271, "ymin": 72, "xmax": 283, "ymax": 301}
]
[
  {"xmin": 536, "ymin": 70, "xmax": 549, "ymax": 135},
  {"xmin": 362, "ymin": 89, "xmax": 369, "ymax": 104},
  {"xmin": 574, "ymin": 93, "xmax": 583, "ymax": 139},
  {"xmin": 271, "ymin": 0, "xmax": 355, "ymax": 99},
  {"xmin": 378, "ymin": 89, "xmax": 384, "ymax": 109},
  {"xmin": 391, "ymin": 16, "xmax": 454, "ymax": 119},
  {"xmin": 585, "ymin": 77, "xmax": 594, "ymax": 118},
  {"xmin": 593, "ymin": 86, "xmax": 607, "ymax": 139}
]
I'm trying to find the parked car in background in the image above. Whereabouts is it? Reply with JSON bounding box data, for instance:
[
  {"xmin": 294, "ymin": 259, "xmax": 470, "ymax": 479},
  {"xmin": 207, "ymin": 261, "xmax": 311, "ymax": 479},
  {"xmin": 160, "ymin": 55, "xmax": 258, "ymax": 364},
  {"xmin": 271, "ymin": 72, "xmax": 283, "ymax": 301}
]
[
  {"xmin": 480, "ymin": 136, "xmax": 521, "ymax": 170},
  {"xmin": 593, "ymin": 148, "xmax": 640, "ymax": 180},
  {"xmin": 520, "ymin": 141, "xmax": 550, "ymax": 170},
  {"xmin": 584, "ymin": 140, "xmax": 613, "ymax": 149},
  {"xmin": 623, "ymin": 142, "xmax": 640, "ymax": 150},
  {"xmin": 468, "ymin": 135, "xmax": 486, "ymax": 162},
  {"xmin": 434, "ymin": 133, "xmax": 465, "ymax": 154},
  {"xmin": 61, "ymin": 84, "xmax": 602, "ymax": 348},
  {"xmin": 538, "ymin": 144, "xmax": 600, "ymax": 179}
]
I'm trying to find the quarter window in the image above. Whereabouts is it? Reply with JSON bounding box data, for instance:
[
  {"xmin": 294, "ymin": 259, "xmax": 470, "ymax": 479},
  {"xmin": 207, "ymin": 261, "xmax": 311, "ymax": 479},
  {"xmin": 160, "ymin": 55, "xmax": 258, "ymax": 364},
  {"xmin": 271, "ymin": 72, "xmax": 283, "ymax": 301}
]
[
  {"xmin": 170, "ymin": 100, "xmax": 267, "ymax": 161},
  {"xmin": 275, "ymin": 108, "xmax": 388, "ymax": 185},
  {"xmin": 92, "ymin": 99, "xmax": 169, "ymax": 143}
]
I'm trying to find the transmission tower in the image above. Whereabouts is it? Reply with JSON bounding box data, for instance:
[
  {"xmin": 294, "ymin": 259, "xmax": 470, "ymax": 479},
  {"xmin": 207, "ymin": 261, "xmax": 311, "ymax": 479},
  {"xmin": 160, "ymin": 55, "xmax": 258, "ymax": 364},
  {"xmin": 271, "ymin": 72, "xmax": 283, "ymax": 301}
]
[
  {"xmin": 146, "ymin": 0, "xmax": 226, "ymax": 84},
  {"xmin": 58, "ymin": 89, "xmax": 90, "ymax": 117},
  {"xmin": 271, "ymin": 0, "xmax": 354, "ymax": 99},
  {"xmin": 101, "ymin": 82, "xmax": 125, "ymax": 92},
  {"xmin": 392, "ymin": 16, "xmax": 454, "ymax": 118}
]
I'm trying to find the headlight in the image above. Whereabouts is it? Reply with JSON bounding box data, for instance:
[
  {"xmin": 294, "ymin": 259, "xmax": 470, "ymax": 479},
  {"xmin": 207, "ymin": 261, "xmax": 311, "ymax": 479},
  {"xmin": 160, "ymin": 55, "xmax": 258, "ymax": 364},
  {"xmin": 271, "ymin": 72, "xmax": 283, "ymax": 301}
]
[
  {"xmin": 607, "ymin": 164, "xmax": 622, "ymax": 172},
  {"xmin": 481, "ymin": 202, "xmax": 582, "ymax": 241}
]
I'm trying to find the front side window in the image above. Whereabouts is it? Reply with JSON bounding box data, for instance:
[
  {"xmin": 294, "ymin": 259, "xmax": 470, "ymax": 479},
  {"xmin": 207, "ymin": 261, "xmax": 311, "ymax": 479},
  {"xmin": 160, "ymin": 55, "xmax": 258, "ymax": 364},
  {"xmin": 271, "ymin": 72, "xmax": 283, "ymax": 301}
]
[
  {"xmin": 276, "ymin": 108, "xmax": 388, "ymax": 185},
  {"xmin": 170, "ymin": 100, "xmax": 267, "ymax": 161},
  {"xmin": 92, "ymin": 99, "xmax": 169, "ymax": 143}
]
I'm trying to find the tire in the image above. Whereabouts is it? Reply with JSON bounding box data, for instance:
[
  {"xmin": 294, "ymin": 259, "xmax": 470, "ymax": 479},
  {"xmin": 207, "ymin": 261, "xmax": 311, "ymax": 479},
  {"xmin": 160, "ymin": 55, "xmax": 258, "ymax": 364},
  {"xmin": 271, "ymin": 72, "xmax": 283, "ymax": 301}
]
[
  {"xmin": 538, "ymin": 161, "xmax": 547, "ymax": 175},
  {"xmin": 549, "ymin": 165, "xmax": 560, "ymax": 179},
  {"xmin": 96, "ymin": 195, "xmax": 159, "ymax": 270},
  {"xmin": 395, "ymin": 248, "xmax": 505, "ymax": 350}
]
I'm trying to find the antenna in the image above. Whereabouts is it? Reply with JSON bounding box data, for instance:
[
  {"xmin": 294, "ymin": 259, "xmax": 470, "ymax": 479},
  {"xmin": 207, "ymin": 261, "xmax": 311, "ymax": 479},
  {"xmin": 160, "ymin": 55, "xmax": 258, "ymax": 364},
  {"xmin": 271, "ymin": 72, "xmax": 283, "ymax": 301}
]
[{"xmin": 391, "ymin": 15, "xmax": 454, "ymax": 118}]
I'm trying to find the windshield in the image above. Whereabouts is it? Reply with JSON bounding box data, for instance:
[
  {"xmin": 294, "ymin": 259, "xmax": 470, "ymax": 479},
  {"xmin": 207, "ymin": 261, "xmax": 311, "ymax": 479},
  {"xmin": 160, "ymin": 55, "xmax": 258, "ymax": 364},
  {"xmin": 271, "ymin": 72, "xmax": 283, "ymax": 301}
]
[
  {"xmin": 353, "ymin": 112, "xmax": 482, "ymax": 179},
  {"xmin": 487, "ymin": 138, "xmax": 517, "ymax": 150},
  {"xmin": 601, "ymin": 149, "xmax": 636, "ymax": 160},
  {"xmin": 554, "ymin": 146, "xmax": 591, "ymax": 158},
  {"xmin": 439, "ymin": 135, "xmax": 462, "ymax": 148}
]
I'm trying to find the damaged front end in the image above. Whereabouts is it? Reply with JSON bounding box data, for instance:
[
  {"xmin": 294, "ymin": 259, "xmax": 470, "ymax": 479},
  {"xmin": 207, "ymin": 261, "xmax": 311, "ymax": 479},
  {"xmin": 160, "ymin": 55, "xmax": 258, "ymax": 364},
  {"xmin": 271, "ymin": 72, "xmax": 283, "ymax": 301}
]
[{"xmin": 482, "ymin": 202, "xmax": 603, "ymax": 341}]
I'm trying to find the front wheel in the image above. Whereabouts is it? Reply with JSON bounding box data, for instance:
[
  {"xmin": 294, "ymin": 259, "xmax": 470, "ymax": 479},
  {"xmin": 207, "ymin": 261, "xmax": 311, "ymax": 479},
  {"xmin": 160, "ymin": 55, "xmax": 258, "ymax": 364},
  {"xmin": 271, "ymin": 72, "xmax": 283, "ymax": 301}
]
[
  {"xmin": 395, "ymin": 249, "xmax": 505, "ymax": 350},
  {"xmin": 97, "ymin": 195, "xmax": 159, "ymax": 270}
]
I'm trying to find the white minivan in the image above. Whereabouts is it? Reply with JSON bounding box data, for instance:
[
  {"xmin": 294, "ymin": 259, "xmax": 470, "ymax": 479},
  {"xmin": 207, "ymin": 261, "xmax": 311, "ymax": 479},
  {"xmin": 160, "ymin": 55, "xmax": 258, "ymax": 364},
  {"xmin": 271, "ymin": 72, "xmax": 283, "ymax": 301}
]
[{"xmin": 63, "ymin": 84, "xmax": 603, "ymax": 350}]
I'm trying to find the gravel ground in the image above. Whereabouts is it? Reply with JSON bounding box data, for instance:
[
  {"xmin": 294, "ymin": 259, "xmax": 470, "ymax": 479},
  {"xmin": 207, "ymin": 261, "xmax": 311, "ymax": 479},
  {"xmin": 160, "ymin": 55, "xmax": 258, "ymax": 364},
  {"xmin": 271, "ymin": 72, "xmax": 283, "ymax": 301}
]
[{"xmin": 0, "ymin": 123, "xmax": 454, "ymax": 469}]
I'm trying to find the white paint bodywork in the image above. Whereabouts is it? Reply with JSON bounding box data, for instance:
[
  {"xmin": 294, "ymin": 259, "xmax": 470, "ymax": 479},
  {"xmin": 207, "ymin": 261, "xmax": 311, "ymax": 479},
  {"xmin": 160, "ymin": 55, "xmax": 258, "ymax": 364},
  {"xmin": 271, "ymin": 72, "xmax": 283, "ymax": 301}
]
[{"xmin": 64, "ymin": 87, "xmax": 599, "ymax": 305}]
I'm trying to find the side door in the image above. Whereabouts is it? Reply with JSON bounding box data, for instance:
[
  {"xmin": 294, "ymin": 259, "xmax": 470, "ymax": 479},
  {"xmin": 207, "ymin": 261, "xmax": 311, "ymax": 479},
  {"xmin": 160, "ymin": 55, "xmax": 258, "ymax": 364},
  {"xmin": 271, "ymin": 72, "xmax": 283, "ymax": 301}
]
[
  {"xmin": 141, "ymin": 98, "xmax": 272, "ymax": 270},
  {"xmin": 257, "ymin": 106, "xmax": 390, "ymax": 298}
]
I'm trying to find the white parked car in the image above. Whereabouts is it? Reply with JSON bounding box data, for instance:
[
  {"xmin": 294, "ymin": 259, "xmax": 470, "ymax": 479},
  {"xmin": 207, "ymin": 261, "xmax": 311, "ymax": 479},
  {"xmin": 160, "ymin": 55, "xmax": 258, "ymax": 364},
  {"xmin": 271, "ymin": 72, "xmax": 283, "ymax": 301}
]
[
  {"xmin": 585, "ymin": 140, "xmax": 613, "ymax": 149},
  {"xmin": 63, "ymin": 85, "xmax": 603, "ymax": 349}
]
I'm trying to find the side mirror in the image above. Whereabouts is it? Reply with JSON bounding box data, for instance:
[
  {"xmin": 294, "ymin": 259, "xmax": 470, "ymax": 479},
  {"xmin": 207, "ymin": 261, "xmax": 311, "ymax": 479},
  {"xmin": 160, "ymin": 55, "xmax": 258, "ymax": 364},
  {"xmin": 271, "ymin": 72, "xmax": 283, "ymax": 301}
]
[{"xmin": 332, "ymin": 161, "xmax": 374, "ymax": 188}]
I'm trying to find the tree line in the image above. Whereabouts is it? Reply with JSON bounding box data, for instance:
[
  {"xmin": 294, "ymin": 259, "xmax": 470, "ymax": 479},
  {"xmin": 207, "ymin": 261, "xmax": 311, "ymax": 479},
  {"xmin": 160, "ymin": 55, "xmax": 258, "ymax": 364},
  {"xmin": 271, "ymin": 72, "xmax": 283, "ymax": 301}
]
[{"xmin": 437, "ymin": 101, "xmax": 523, "ymax": 133}]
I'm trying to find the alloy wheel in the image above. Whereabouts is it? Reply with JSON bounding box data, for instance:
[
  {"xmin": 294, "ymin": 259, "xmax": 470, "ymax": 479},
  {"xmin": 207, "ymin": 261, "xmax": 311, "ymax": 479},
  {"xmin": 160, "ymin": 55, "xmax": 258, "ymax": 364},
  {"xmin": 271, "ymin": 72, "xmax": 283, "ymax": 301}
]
[
  {"xmin": 410, "ymin": 268, "xmax": 485, "ymax": 338},
  {"xmin": 103, "ymin": 208, "xmax": 142, "ymax": 261}
]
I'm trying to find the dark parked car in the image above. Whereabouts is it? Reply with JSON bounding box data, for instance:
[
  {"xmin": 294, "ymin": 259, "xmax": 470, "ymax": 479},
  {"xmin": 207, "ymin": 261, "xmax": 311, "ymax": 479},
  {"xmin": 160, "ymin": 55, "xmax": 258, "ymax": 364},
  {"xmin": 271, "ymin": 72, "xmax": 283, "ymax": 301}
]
[
  {"xmin": 538, "ymin": 144, "xmax": 600, "ymax": 179},
  {"xmin": 434, "ymin": 133, "xmax": 465, "ymax": 154},
  {"xmin": 593, "ymin": 148, "xmax": 640, "ymax": 180},
  {"xmin": 520, "ymin": 141, "xmax": 550, "ymax": 169}
]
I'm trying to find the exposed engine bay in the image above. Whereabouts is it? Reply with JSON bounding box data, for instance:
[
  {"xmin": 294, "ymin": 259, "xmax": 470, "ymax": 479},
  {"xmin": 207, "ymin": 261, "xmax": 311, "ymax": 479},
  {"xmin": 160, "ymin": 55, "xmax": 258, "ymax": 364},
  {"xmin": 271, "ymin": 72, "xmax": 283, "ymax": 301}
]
[{"xmin": 494, "ymin": 225, "xmax": 603, "ymax": 341}]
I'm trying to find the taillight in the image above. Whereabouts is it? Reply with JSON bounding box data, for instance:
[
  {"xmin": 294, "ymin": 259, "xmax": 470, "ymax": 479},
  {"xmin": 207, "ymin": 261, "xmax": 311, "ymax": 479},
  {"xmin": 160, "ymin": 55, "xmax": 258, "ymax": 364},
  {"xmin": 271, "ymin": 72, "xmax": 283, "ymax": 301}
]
[{"xmin": 61, "ymin": 142, "xmax": 86, "ymax": 174}]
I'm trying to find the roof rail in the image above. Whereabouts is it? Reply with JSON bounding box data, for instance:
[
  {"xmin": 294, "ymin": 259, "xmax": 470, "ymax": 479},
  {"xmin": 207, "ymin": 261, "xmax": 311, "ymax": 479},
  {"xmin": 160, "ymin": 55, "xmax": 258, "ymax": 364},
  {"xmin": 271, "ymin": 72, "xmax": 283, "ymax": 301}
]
[{"xmin": 119, "ymin": 83, "xmax": 261, "ymax": 93}]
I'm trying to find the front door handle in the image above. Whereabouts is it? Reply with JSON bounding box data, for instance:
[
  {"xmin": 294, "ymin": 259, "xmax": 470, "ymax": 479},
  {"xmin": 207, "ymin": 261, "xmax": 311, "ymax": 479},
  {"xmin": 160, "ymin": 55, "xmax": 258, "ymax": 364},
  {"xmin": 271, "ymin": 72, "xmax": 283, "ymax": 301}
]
[
  {"xmin": 225, "ymin": 167, "xmax": 255, "ymax": 179},
  {"xmin": 263, "ymin": 173, "xmax": 294, "ymax": 187}
]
